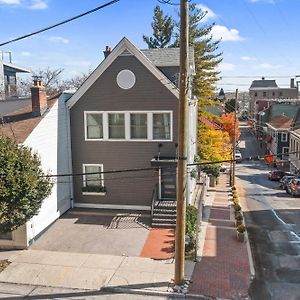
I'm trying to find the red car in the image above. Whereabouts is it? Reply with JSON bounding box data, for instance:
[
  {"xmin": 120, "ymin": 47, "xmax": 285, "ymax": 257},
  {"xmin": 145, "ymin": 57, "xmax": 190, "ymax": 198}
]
[{"xmin": 268, "ymin": 170, "xmax": 286, "ymax": 181}]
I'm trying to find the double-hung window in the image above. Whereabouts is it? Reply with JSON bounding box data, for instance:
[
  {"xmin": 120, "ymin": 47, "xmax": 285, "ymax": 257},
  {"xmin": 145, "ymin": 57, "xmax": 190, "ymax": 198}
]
[
  {"xmin": 130, "ymin": 113, "xmax": 147, "ymax": 139},
  {"xmin": 153, "ymin": 113, "xmax": 171, "ymax": 140},
  {"xmin": 82, "ymin": 164, "xmax": 105, "ymax": 194},
  {"xmin": 281, "ymin": 132, "xmax": 288, "ymax": 142},
  {"xmin": 85, "ymin": 111, "xmax": 172, "ymax": 141},
  {"xmin": 108, "ymin": 113, "xmax": 125, "ymax": 139},
  {"xmin": 86, "ymin": 113, "xmax": 103, "ymax": 139}
]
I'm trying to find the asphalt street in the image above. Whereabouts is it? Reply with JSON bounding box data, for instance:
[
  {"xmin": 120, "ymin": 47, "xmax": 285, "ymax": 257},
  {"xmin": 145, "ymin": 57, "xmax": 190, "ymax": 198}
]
[{"xmin": 236, "ymin": 123, "xmax": 300, "ymax": 300}]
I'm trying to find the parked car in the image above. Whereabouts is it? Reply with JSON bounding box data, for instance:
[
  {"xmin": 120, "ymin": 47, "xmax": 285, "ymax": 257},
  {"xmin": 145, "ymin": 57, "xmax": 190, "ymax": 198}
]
[
  {"xmin": 235, "ymin": 151, "xmax": 242, "ymax": 162},
  {"xmin": 280, "ymin": 175, "xmax": 298, "ymax": 189},
  {"xmin": 268, "ymin": 170, "xmax": 287, "ymax": 181},
  {"xmin": 220, "ymin": 164, "xmax": 228, "ymax": 172},
  {"xmin": 287, "ymin": 178, "xmax": 300, "ymax": 196}
]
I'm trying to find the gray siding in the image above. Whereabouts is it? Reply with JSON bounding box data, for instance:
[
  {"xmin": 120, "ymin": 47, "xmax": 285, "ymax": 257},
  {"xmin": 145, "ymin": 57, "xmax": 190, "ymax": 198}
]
[
  {"xmin": 70, "ymin": 55, "xmax": 178, "ymax": 207},
  {"xmin": 158, "ymin": 66, "xmax": 179, "ymax": 87}
]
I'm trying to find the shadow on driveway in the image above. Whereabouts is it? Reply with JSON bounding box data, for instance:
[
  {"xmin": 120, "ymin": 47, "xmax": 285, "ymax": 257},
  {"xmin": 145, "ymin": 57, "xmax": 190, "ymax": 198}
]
[{"xmin": 30, "ymin": 209, "xmax": 151, "ymax": 257}]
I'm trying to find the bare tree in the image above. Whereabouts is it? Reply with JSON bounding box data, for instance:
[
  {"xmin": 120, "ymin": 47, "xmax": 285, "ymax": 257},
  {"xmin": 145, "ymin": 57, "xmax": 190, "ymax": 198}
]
[{"xmin": 17, "ymin": 67, "xmax": 92, "ymax": 97}]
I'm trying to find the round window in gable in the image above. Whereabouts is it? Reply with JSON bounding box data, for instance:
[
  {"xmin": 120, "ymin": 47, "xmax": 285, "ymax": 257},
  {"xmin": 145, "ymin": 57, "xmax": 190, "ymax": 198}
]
[{"xmin": 116, "ymin": 69, "xmax": 136, "ymax": 89}]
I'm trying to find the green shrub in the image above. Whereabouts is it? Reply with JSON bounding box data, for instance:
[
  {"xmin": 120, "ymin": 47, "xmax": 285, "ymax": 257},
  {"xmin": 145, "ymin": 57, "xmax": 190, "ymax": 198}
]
[
  {"xmin": 185, "ymin": 205, "xmax": 198, "ymax": 256},
  {"xmin": 235, "ymin": 211, "xmax": 243, "ymax": 221},
  {"xmin": 237, "ymin": 224, "xmax": 246, "ymax": 233},
  {"xmin": 233, "ymin": 203, "xmax": 241, "ymax": 211},
  {"xmin": 82, "ymin": 185, "xmax": 106, "ymax": 193}
]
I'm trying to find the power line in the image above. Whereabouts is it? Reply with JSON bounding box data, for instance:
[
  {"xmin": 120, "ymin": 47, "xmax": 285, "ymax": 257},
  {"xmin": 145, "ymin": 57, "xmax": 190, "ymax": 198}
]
[
  {"xmin": 0, "ymin": 0, "xmax": 120, "ymax": 47},
  {"xmin": 42, "ymin": 150, "xmax": 300, "ymax": 178}
]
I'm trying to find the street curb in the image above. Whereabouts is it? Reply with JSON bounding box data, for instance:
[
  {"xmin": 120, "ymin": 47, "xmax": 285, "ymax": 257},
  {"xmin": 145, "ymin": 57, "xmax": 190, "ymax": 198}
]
[
  {"xmin": 101, "ymin": 286, "xmax": 185, "ymax": 298},
  {"xmin": 186, "ymin": 293, "xmax": 231, "ymax": 300},
  {"xmin": 236, "ymin": 185, "xmax": 256, "ymax": 279}
]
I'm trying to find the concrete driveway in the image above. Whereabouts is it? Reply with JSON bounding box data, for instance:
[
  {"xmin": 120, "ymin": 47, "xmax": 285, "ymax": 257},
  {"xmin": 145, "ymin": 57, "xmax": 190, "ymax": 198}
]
[{"xmin": 30, "ymin": 209, "xmax": 151, "ymax": 257}]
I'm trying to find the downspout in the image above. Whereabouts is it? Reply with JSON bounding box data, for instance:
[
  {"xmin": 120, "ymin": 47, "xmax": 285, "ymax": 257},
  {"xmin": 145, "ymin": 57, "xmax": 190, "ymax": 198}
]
[{"xmin": 66, "ymin": 100, "xmax": 74, "ymax": 208}]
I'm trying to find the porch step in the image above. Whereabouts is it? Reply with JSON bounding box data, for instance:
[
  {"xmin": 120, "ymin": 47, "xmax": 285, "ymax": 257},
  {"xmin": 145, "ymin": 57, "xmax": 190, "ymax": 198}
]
[
  {"xmin": 152, "ymin": 217, "xmax": 176, "ymax": 223},
  {"xmin": 154, "ymin": 200, "xmax": 176, "ymax": 208},
  {"xmin": 152, "ymin": 222, "xmax": 176, "ymax": 228},
  {"xmin": 153, "ymin": 213, "xmax": 176, "ymax": 218},
  {"xmin": 152, "ymin": 200, "xmax": 177, "ymax": 228}
]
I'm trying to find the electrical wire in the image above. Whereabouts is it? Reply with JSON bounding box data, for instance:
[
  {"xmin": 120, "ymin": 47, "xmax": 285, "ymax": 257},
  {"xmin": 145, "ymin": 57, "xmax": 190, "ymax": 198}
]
[
  {"xmin": 0, "ymin": 0, "xmax": 120, "ymax": 47},
  {"xmin": 41, "ymin": 149, "xmax": 300, "ymax": 178}
]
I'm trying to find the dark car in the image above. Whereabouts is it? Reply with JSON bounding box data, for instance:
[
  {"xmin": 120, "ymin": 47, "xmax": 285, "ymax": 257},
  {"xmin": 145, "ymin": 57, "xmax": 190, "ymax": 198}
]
[
  {"xmin": 268, "ymin": 170, "xmax": 287, "ymax": 181},
  {"xmin": 280, "ymin": 175, "xmax": 298, "ymax": 189},
  {"xmin": 287, "ymin": 178, "xmax": 300, "ymax": 196}
]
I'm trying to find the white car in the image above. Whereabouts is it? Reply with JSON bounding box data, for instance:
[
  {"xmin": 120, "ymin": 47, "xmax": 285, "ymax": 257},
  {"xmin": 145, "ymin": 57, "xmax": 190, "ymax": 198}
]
[{"xmin": 235, "ymin": 152, "xmax": 242, "ymax": 162}]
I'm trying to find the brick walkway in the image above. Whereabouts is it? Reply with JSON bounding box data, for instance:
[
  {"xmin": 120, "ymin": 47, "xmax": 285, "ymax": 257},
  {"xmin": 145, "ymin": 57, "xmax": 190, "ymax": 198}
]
[
  {"xmin": 188, "ymin": 174, "xmax": 251, "ymax": 299},
  {"xmin": 140, "ymin": 228, "xmax": 175, "ymax": 259}
]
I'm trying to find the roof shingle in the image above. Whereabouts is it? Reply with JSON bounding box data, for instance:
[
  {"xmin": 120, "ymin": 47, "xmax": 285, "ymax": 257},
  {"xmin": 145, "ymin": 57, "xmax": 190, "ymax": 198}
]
[{"xmin": 268, "ymin": 114, "xmax": 292, "ymax": 129}]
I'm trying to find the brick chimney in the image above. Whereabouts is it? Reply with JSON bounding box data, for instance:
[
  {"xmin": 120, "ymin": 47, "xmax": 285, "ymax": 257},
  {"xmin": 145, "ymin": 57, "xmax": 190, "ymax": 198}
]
[
  {"xmin": 103, "ymin": 46, "xmax": 112, "ymax": 59},
  {"xmin": 30, "ymin": 76, "xmax": 47, "ymax": 116}
]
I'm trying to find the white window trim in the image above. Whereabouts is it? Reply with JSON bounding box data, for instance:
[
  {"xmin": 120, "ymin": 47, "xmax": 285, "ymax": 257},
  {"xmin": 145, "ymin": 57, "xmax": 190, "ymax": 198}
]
[
  {"xmin": 281, "ymin": 132, "xmax": 288, "ymax": 142},
  {"xmin": 82, "ymin": 164, "xmax": 105, "ymax": 196},
  {"xmin": 84, "ymin": 110, "xmax": 173, "ymax": 142},
  {"xmin": 282, "ymin": 146, "xmax": 289, "ymax": 153},
  {"xmin": 84, "ymin": 111, "xmax": 104, "ymax": 141}
]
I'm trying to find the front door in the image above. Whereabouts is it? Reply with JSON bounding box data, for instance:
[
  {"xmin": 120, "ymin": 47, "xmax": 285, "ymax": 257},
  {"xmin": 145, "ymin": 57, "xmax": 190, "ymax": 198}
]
[{"xmin": 160, "ymin": 167, "xmax": 176, "ymax": 200}]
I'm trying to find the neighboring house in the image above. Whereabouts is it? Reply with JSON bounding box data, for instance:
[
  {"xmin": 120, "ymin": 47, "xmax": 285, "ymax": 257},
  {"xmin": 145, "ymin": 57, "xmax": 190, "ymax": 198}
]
[
  {"xmin": 66, "ymin": 37, "xmax": 197, "ymax": 226},
  {"xmin": 249, "ymin": 78, "xmax": 298, "ymax": 125},
  {"xmin": 266, "ymin": 115, "xmax": 292, "ymax": 165},
  {"xmin": 0, "ymin": 52, "xmax": 30, "ymax": 100},
  {"xmin": 199, "ymin": 115, "xmax": 223, "ymax": 130},
  {"xmin": 257, "ymin": 102, "xmax": 300, "ymax": 147},
  {"xmin": 289, "ymin": 128, "xmax": 300, "ymax": 174},
  {"xmin": 0, "ymin": 79, "xmax": 72, "ymax": 249}
]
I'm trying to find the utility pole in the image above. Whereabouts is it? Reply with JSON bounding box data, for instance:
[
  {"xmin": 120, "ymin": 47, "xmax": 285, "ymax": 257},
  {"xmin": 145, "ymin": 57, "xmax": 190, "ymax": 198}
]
[
  {"xmin": 232, "ymin": 89, "xmax": 238, "ymax": 187},
  {"xmin": 175, "ymin": 0, "xmax": 188, "ymax": 285}
]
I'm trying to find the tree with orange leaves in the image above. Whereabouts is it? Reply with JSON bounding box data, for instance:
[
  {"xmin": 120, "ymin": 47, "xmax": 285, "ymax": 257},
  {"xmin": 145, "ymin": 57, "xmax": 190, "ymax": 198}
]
[{"xmin": 220, "ymin": 113, "xmax": 240, "ymax": 143}]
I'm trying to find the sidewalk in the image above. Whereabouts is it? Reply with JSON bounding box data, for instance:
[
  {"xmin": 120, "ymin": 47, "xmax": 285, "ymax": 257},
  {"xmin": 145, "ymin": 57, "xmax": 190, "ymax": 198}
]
[
  {"xmin": 0, "ymin": 248, "xmax": 194, "ymax": 298},
  {"xmin": 188, "ymin": 173, "xmax": 252, "ymax": 299}
]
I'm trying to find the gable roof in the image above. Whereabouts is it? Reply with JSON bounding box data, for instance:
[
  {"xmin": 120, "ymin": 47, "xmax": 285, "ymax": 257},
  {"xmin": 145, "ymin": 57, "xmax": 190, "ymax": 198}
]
[
  {"xmin": 3, "ymin": 61, "xmax": 31, "ymax": 74},
  {"xmin": 250, "ymin": 80, "xmax": 278, "ymax": 89},
  {"xmin": 199, "ymin": 115, "xmax": 223, "ymax": 130},
  {"xmin": 267, "ymin": 114, "xmax": 292, "ymax": 129},
  {"xmin": 67, "ymin": 37, "xmax": 180, "ymax": 109},
  {"xmin": 0, "ymin": 98, "xmax": 57, "ymax": 143}
]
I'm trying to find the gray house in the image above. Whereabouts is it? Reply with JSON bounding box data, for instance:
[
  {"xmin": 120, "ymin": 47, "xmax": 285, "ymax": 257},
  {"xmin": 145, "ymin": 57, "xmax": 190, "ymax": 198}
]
[
  {"xmin": 0, "ymin": 52, "xmax": 30, "ymax": 100},
  {"xmin": 266, "ymin": 114, "xmax": 292, "ymax": 166},
  {"xmin": 66, "ymin": 38, "xmax": 197, "ymax": 226}
]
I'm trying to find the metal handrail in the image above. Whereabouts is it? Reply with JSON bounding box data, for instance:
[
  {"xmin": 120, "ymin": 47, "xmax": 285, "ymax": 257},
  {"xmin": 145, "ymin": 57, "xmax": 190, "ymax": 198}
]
[{"xmin": 151, "ymin": 183, "xmax": 158, "ymax": 219}]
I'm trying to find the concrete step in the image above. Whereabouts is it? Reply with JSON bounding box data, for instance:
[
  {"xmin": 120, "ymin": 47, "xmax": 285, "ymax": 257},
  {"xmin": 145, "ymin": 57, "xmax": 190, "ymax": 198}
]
[
  {"xmin": 152, "ymin": 213, "xmax": 176, "ymax": 218},
  {"xmin": 152, "ymin": 217, "xmax": 176, "ymax": 223},
  {"xmin": 152, "ymin": 222, "xmax": 176, "ymax": 228},
  {"xmin": 153, "ymin": 208, "xmax": 176, "ymax": 214}
]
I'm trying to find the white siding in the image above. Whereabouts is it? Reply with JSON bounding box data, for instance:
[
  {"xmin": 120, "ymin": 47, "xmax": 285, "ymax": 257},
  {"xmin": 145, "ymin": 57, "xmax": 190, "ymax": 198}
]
[
  {"xmin": 0, "ymin": 62, "xmax": 5, "ymax": 100},
  {"xmin": 23, "ymin": 94, "xmax": 72, "ymax": 243},
  {"xmin": 187, "ymin": 97, "xmax": 198, "ymax": 205}
]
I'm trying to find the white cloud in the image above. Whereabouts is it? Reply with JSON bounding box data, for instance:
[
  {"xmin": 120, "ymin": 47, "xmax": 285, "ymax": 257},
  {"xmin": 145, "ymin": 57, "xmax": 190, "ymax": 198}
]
[
  {"xmin": 63, "ymin": 60, "xmax": 91, "ymax": 67},
  {"xmin": 253, "ymin": 63, "xmax": 282, "ymax": 69},
  {"xmin": 48, "ymin": 36, "xmax": 69, "ymax": 44},
  {"xmin": 211, "ymin": 25, "xmax": 244, "ymax": 41},
  {"xmin": 196, "ymin": 4, "xmax": 216, "ymax": 22},
  {"xmin": 20, "ymin": 51, "xmax": 31, "ymax": 57},
  {"xmin": 218, "ymin": 63, "xmax": 236, "ymax": 71},
  {"xmin": 0, "ymin": 0, "xmax": 21, "ymax": 4},
  {"xmin": 29, "ymin": 0, "xmax": 47, "ymax": 10},
  {"xmin": 240, "ymin": 56, "xmax": 256, "ymax": 61},
  {"xmin": 249, "ymin": 0, "xmax": 275, "ymax": 3}
]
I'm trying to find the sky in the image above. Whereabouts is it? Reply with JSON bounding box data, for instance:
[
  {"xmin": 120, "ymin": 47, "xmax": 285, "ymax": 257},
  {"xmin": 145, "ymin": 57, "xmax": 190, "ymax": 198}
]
[{"xmin": 1, "ymin": 0, "xmax": 300, "ymax": 92}]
